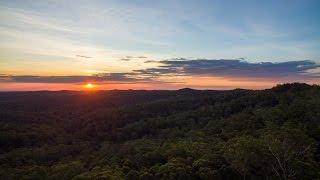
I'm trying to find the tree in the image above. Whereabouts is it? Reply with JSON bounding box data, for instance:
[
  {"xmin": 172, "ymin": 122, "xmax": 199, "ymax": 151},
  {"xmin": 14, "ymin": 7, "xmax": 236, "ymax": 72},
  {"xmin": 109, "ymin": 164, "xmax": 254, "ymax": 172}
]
[
  {"xmin": 224, "ymin": 136, "xmax": 269, "ymax": 180},
  {"xmin": 262, "ymin": 125, "xmax": 318, "ymax": 180},
  {"xmin": 125, "ymin": 170, "xmax": 139, "ymax": 180}
]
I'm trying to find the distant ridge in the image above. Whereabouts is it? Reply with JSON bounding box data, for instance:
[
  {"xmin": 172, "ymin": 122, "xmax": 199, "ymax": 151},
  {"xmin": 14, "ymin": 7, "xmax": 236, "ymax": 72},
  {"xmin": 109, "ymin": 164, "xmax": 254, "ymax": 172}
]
[{"xmin": 178, "ymin": 88, "xmax": 196, "ymax": 91}]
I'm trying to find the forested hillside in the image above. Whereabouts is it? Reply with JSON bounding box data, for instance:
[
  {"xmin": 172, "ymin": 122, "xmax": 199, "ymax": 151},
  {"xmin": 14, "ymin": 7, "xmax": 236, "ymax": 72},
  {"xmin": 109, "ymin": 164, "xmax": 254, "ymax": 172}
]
[{"xmin": 0, "ymin": 83, "xmax": 319, "ymax": 180}]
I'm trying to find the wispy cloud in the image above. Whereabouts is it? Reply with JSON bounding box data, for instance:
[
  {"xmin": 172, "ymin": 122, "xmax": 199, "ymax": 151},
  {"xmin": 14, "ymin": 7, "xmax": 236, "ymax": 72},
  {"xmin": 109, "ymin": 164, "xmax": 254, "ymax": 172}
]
[
  {"xmin": 1, "ymin": 59, "xmax": 319, "ymax": 84},
  {"xmin": 76, "ymin": 55, "xmax": 92, "ymax": 59},
  {"xmin": 0, "ymin": 73, "xmax": 143, "ymax": 83},
  {"xmin": 0, "ymin": 0, "xmax": 319, "ymax": 90},
  {"xmin": 120, "ymin": 58, "xmax": 131, "ymax": 61},
  {"xmin": 119, "ymin": 56, "xmax": 149, "ymax": 61},
  {"xmin": 136, "ymin": 59, "xmax": 320, "ymax": 82}
]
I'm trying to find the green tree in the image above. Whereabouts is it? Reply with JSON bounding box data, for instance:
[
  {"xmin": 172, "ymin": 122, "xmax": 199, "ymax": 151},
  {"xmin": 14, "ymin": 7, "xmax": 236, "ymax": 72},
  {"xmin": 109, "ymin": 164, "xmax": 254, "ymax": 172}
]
[
  {"xmin": 224, "ymin": 136, "xmax": 269, "ymax": 179},
  {"xmin": 262, "ymin": 125, "xmax": 318, "ymax": 180}
]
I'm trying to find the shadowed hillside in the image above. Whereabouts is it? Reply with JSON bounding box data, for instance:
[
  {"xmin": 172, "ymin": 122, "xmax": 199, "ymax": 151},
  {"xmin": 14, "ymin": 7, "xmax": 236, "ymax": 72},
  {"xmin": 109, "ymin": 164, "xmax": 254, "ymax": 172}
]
[{"xmin": 0, "ymin": 83, "xmax": 319, "ymax": 179}]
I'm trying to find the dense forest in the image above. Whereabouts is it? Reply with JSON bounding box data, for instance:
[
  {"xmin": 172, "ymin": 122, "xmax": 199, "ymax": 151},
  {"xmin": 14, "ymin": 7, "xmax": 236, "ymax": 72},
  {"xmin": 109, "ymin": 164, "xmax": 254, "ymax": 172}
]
[{"xmin": 0, "ymin": 83, "xmax": 319, "ymax": 180}]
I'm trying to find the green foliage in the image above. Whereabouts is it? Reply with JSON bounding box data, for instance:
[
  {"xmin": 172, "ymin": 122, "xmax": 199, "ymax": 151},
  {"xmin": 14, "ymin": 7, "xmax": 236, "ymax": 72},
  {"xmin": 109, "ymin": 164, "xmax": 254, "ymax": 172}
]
[
  {"xmin": 72, "ymin": 166, "xmax": 124, "ymax": 180},
  {"xmin": 224, "ymin": 136, "xmax": 270, "ymax": 179},
  {"xmin": 50, "ymin": 161, "xmax": 84, "ymax": 180},
  {"xmin": 0, "ymin": 83, "xmax": 320, "ymax": 179}
]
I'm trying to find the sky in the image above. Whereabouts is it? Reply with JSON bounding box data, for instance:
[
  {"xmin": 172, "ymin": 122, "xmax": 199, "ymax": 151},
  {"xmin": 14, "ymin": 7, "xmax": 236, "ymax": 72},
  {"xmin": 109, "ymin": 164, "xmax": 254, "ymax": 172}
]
[{"xmin": 0, "ymin": 0, "xmax": 319, "ymax": 90}]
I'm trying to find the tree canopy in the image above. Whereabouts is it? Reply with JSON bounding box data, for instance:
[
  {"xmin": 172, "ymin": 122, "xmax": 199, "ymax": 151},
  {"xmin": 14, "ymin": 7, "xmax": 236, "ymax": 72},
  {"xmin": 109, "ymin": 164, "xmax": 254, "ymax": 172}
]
[{"xmin": 0, "ymin": 83, "xmax": 319, "ymax": 179}]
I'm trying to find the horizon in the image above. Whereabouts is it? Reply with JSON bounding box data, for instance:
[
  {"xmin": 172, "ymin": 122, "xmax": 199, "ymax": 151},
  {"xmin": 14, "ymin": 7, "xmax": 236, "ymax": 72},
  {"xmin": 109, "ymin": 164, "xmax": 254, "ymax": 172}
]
[
  {"xmin": 0, "ymin": 82, "xmax": 317, "ymax": 92},
  {"xmin": 1, "ymin": 0, "xmax": 320, "ymax": 91}
]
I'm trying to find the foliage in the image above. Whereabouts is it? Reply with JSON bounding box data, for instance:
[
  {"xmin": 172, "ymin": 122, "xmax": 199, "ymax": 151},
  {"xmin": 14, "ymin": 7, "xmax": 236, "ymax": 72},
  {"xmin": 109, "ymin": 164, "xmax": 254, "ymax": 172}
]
[{"xmin": 0, "ymin": 83, "xmax": 319, "ymax": 179}]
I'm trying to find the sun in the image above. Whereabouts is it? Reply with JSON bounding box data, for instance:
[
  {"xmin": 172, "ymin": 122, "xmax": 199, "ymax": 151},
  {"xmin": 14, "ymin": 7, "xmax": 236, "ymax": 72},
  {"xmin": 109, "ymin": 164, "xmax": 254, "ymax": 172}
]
[{"xmin": 84, "ymin": 83, "xmax": 95, "ymax": 89}]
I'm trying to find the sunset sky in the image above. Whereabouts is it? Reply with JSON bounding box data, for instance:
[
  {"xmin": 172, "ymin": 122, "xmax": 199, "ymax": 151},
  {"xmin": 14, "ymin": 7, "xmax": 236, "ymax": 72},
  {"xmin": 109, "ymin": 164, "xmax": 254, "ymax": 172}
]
[{"xmin": 0, "ymin": 0, "xmax": 319, "ymax": 90}]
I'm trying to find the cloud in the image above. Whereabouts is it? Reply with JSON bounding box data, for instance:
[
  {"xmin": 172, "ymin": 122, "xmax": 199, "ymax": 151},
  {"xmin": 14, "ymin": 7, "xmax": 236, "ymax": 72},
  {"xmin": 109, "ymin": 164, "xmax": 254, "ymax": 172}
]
[
  {"xmin": 135, "ymin": 59, "xmax": 320, "ymax": 81},
  {"xmin": 76, "ymin": 54, "xmax": 92, "ymax": 59},
  {"xmin": 133, "ymin": 68, "xmax": 181, "ymax": 76},
  {"xmin": 1, "ymin": 59, "xmax": 319, "ymax": 84},
  {"xmin": 0, "ymin": 73, "xmax": 143, "ymax": 83},
  {"xmin": 76, "ymin": 55, "xmax": 92, "ymax": 59},
  {"xmin": 120, "ymin": 56, "xmax": 149, "ymax": 61},
  {"xmin": 144, "ymin": 60, "xmax": 158, "ymax": 63},
  {"xmin": 120, "ymin": 58, "xmax": 131, "ymax": 61}
]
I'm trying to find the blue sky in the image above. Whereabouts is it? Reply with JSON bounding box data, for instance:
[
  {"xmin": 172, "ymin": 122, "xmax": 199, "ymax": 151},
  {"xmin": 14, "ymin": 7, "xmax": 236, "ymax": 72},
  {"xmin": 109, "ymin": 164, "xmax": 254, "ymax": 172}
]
[
  {"xmin": 1, "ymin": 0, "xmax": 320, "ymax": 60},
  {"xmin": 0, "ymin": 0, "xmax": 319, "ymax": 90}
]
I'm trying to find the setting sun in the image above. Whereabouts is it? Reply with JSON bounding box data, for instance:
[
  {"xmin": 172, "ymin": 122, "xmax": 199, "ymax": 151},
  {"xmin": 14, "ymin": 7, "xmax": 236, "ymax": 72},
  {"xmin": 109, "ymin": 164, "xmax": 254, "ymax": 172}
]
[{"xmin": 84, "ymin": 83, "xmax": 95, "ymax": 89}]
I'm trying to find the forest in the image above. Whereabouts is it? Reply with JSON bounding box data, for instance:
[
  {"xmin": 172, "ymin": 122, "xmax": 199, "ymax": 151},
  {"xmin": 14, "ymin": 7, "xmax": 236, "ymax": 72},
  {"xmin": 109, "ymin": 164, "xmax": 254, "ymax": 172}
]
[{"xmin": 0, "ymin": 83, "xmax": 319, "ymax": 180}]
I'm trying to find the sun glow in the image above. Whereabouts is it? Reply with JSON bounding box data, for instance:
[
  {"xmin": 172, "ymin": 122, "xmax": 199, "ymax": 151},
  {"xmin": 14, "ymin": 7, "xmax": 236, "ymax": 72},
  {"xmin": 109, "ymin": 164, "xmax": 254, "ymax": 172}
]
[{"xmin": 84, "ymin": 83, "xmax": 95, "ymax": 89}]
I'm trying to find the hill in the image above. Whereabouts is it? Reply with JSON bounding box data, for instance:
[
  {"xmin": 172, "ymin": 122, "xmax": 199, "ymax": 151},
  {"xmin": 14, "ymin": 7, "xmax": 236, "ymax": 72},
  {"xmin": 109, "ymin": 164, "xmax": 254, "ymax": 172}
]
[{"xmin": 0, "ymin": 83, "xmax": 319, "ymax": 179}]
